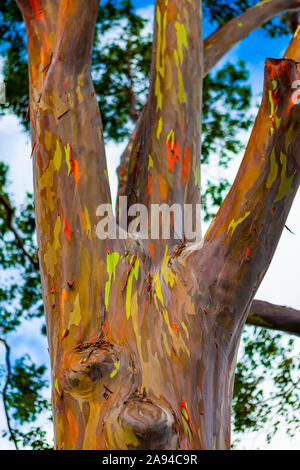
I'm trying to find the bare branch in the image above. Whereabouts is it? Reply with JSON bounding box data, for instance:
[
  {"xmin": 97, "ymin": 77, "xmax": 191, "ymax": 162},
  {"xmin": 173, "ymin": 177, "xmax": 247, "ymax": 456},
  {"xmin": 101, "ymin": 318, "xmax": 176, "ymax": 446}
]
[
  {"xmin": 204, "ymin": 0, "xmax": 300, "ymax": 76},
  {"xmin": 247, "ymin": 299, "xmax": 300, "ymax": 336},
  {"xmin": 285, "ymin": 21, "xmax": 300, "ymax": 61},
  {"xmin": 0, "ymin": 338, "xmax": 18, "ymax": 450},
  {"xmin": 0, "ymin": 194, "xmax": 38, "ymax": 268}
]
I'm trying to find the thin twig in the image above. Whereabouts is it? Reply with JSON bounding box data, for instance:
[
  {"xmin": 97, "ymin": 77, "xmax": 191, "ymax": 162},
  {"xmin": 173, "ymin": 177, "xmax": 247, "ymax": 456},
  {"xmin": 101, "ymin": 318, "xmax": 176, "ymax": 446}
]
[
  {"xmin": 0, "ymin": 338, "xmax": 19, "ymax": 449},
  {"xmin": 0, "ymin": 194, "xmax": 38, "ymax": 268},
  {"xmin": 126, "ymin": 56, "xmax": 139, "ymax": 122}
]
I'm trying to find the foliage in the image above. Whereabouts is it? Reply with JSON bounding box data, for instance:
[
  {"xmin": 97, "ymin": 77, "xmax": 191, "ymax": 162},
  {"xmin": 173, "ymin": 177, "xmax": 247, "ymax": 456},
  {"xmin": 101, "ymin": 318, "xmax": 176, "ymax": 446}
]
[
  {"xmin": 201, "ymin": 60, "xmax": 252, "ymax": 221},
  {"xmin": 233, "ymin": 327, "xmax": 300, "ymax": 446},
  {"xmin": 203, "ymin": 0, "xmax": 291, "ymax": 36},
  {"xmin": 5, "ymin": 355, "xmax": 48, "ymax": 424},
  {"xmin": 0, "ymin": 163, "xmax": 43, "ymax": 333},
  {"xmin": 0, "ymin": 0, "xmax": 299, "ymax": 450},
  {"xmin": 93, "ymin": 0, "xmax": 153, "ymax": 141},
  {"xmin": 0, "ymin": 161, "xmax": 49, "ymax": 448}
]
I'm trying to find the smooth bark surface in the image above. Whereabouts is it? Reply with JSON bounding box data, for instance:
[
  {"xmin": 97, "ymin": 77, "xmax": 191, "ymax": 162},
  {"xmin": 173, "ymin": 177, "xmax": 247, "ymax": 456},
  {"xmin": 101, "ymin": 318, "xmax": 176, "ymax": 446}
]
[{"xmin": 247, "ymin": 300, "xmax": 300, "ymax": 336}]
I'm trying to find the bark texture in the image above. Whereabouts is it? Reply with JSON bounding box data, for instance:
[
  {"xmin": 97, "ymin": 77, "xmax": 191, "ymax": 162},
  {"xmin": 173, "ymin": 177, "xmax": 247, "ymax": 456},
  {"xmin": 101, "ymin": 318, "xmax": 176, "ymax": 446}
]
[{"xmin": 16, "ymin": 0, "xmax": 300, "ymax": 451}]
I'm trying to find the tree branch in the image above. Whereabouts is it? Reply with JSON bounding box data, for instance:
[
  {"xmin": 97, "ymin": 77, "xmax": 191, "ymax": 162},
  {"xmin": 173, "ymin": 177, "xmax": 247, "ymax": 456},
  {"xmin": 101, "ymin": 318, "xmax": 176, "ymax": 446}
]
[
  {"xmin": 118, "ymin": 0, "xmax": 203, "ymax": 261},
  {"xmin": 0, "ymin": 194, "xmax": 38, "ymax": 268},
  {"xmin": 16, "ymin": 0, "xmax": 115, "ymax": 359},
  {"xmin": 187, "ymin": 58, "xmax": 300, "ymax": 330},
  {"xmin": 0, "ymin": 338, "xmax": 18, "ymax": 450},
  {"xmin": 246, "ymin": 299, "xmax": 300, "ymax": 336},
  {"xmin": 203, "ymin": 0, "xmax": 300, "ymax": 76},
  {"xmin": 117, "ymin": 1, "xmax": 300, "ymax": 219}
]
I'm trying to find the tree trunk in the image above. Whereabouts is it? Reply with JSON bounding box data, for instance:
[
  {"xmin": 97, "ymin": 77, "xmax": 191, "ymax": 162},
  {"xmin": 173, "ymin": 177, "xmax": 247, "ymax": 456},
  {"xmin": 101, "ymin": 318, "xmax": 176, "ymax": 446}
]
[{"xmin": 16, "ymin": 0, "xmax": 300, "ymax": 450}]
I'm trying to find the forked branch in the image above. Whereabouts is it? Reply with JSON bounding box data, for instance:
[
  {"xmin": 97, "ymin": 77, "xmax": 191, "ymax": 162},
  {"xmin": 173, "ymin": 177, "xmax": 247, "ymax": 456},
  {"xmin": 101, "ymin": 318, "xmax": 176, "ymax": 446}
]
[{"xmin": 0, "ymin": 194, "xmax": 38, "ymax": 267}]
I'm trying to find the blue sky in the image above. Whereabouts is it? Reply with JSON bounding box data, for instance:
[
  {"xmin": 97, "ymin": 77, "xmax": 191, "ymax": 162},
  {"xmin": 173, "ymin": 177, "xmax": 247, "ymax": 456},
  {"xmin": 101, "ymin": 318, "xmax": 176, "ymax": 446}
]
[{"xmin": 0, "ymin": 0, "xmax": 299, "ymax": 450}]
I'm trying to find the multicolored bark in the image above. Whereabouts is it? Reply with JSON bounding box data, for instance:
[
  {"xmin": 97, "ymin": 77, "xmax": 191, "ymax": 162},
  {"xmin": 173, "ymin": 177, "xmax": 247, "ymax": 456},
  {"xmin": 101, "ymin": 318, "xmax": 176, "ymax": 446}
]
[
  {"xmin": 16, "ymin": 0, "xmax": 300, "ymax": 450},
  {"xmin": 117, "ymin": 0, "xmax": 300, "ymax": 213},
  {"xmin": 121, "ymin": 0, "xmax": 203, "ymax": 262}
]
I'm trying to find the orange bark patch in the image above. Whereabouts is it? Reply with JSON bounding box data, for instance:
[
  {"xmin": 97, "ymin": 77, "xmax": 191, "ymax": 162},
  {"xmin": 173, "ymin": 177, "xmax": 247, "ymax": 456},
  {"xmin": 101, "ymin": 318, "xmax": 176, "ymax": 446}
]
[
  {"xmin": 43, "ymin": 32, "xmax": 50, "ymax": 54},
  {"xmin": 40, "ymin": 47, "xmax": 45, "ymax": 67},
  {"xmin": 158, "ymin": 174, "xmax": 168, "ymax": 200},
  {"xmin": 148, "ymin": 241, "xmax": 154, "ymax": 261},
  {"xmin": 166, "ymin": 130, "xmax": 180, "ymax": 173},
  {"xmin": 30, "ymin": 142, "xmax": 36, "ymax": 158},
  {"xmin": 148, "ymin": 174, "xmax": 152, "ymax": 196},
  {"xmin": 29, "ymin": 0, "xmax": 46, "ymax": 23},
  {"xmin": 31, "ymin": 64, "xmax": 38, "ymax": 89},
  {"xmin": 59, "ymin": 289, "xmax": 68, "ymax": 310},
  {"xmin": 72, "ymin": 160, "xmax": 80, "ymax": 187},
  {"xmin": 63, "ymin": 77, "xmax": 69, "ymax": 90},
  {"xmin": 64, "ymin": 216, "xmax": 71, "ymax": 241},
  {"xmin": 66, "ymin": 408, "xmax": 79, "ymax": 447},
  {"xmin": 182, "ymin": 146, "xmax": 190, "ymax": 183}
]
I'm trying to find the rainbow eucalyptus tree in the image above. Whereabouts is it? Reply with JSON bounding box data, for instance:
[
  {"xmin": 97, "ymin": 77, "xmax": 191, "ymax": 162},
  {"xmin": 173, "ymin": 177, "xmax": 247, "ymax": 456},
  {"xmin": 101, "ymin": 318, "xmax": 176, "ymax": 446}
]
[{"xmin": 15, "ymin": 0, "xmax": 300, "ymax": 450}]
